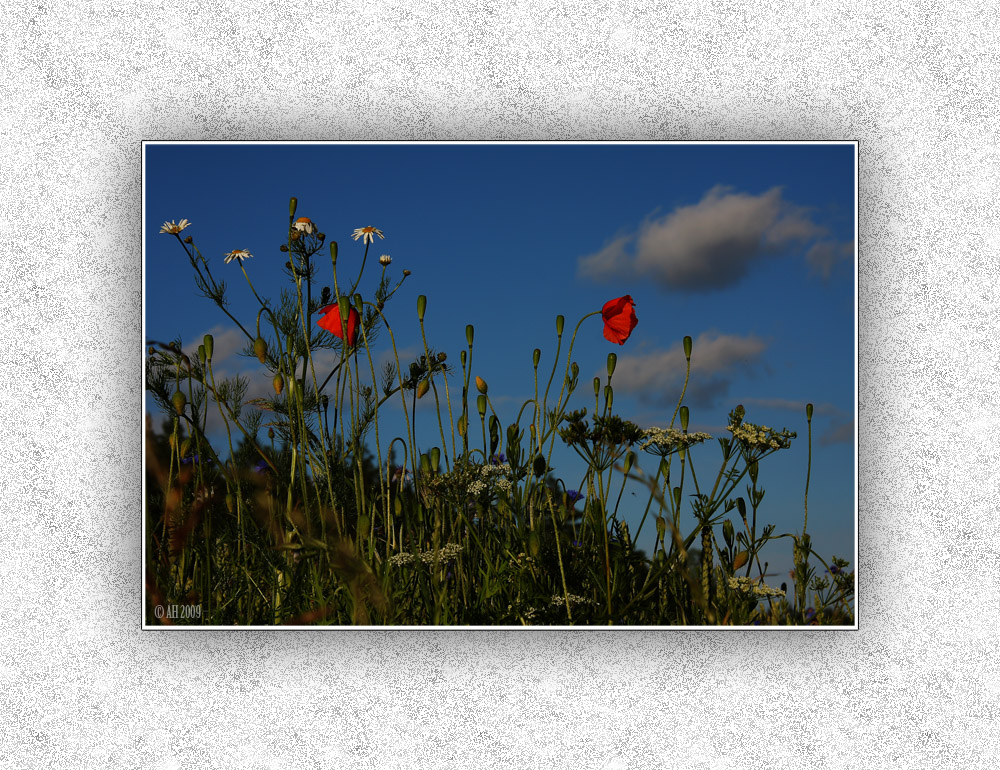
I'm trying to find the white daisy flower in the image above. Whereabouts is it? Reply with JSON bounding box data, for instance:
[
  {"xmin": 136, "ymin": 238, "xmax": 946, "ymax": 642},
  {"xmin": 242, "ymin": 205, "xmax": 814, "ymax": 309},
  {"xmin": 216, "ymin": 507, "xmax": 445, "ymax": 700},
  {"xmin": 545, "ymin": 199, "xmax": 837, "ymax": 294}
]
[
  {"xmin": 159, "ymin": 219, "xmax": 191, "ymax": 234},
  {"xmin": 293, "ymin": 217, "xmax": 316, "ymax": 234},
  {"xmin": 351, "ymin": 226, "xmax": 384, "ymax": 245},
  {"xmin": 223, "ymin": 249, "xmax": 253, "ymax": 264},
  {"xmin": 379, "ymin": 254, "xmax": 392, "ymax": 266}
]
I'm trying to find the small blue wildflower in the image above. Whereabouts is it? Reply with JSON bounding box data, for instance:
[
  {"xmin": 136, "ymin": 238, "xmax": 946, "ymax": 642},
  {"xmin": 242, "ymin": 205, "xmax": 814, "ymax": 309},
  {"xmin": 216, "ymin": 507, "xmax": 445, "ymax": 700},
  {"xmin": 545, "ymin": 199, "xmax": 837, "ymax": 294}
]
[
  {"xmin": 805, "ymin": 608, "xmax": 816, "ymax": 621},
  {"xmin": 571, "ymin": 540, "xmax": 582, "ymax": 548},
  {"xmin": 565, "ymin": 489, "xmax": 584, "ymax": 505},
  {"xmin": 253, "ymin": 459, "xmax": 269, "ymax": 474},
  {"xmin": 829, "ymin": 564, "xmax": 842, "ymax": 575},
  {"xmin": 181, "ymin": 454, "xmax": 209, "ymax": 465}
]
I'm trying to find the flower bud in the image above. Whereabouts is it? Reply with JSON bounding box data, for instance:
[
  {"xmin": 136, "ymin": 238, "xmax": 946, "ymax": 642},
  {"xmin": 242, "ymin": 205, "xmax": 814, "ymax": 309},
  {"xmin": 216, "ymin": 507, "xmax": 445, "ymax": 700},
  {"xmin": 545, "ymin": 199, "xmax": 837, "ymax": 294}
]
[
  {"xmin": 268, "ymin": 427, "xmax": 275, "ymax": 439},
  {"xmin": 806, "ymin": 403, "xmax": 814, "ymax": 420},
  {"xmin": 289, "ymin": 197, "xmax": 297, "ymax": 218},
  {"xmin": 607, "ymin": 352, "xmax": 617, "ymax": 378},
  {"xmin": 466, "ymin": 324, "xmax": 474, "ymax": 347},
  {"xmin": 417, "ymin": 295, "xmax": 427, "ymax": 321},
  {"xmin": 329, "ymin": 241, "xmax": 338, "ymax": 265},
  {"xmin": 722, "ymin": 519, "xmax": 735, "ymax": 548},
  {"xmin": 571, "ymin": 362, "xmax": 579, "ymax": 380},
  {"xmin": 460, "ymin": 350, "xmax": 467, "ymax": 367},
  {"xmin": 533, "ymin": 348, "xmax": 541, "ymax": 368},
  {"xmin": 198, "ymin": 345, "xmax": 206, "ymax": 366},
  {"xmin": 417, "ymin": 380, "xmax": 430, "ymax": 399},
  {"xmin": 437, "ymin": 352, "xmax": 447, "ymax": 362},
  {"xmin": 683, "ymin": 335, "xmax": 692, "ymax": 360},
  {"xmin": 203, "ymin": 334, "xmax": 214, "ymax": 361},
  {"xmin": 623, "ymin": 450, "xmax": 635, "ymax": 475},
  {"xmin": 736, "ymin": 497, "xmax": 747, "ymax": 518},
  {"xmin": 317, "ymin": 233, "xmax": 325, "ymax": 241},
  {"xmin": 556, "ymin": 315, "xmax": 564, "ymax": 336},
  {"xmin": 457, "ymin": 415, "xmax": 467, "ymax": 437},
  {"xmin": 732, "ymin": 551, "xmax": 749, "ymax": 570},
  {"xmin": 273, "ymin": 374, "xmax": 284, "ymax": 395},
  {"xmin": 172, "ymin": 390, "xmax": 186, "ymax": 415},
  {"xmin": 532, "ymin": 454, "xmax": 547, "ymax": 477},
  {"xmin": 748, "ymin": 461, "xmax": 758, "ymax": 485},
  {"xmin": 680, "ymin": 406, "xmax": 689, "ymax": 432},
  {"xmin": 290, "ymin": 230, "xmax": 300, "ymax": 241},
  {"xmin": 225, "ymin": 494, "xmax": 234, "ymax": 513},
  {"xmin": 672, "ymin": 487, "xmax": 682, "ymax": 508},
  {"xmin": 593, "ymin": 377, "xmax": 600, "ymax": 397},
  {"xmin": 475, "ymin": 376, "xmax": 488, "ymax": 395},
  {"xmin": 183, "ymin": 236, "xmax": 193, "ymax": 244},
  {"xmin": 254, "ymin": 336, "xmax": 268, "ymax": 364},
  {"xmin": 379, "ymin": 254, "xmax": 392, "ymax": 266},
  {"xmin": 280, "ymin": 244, "xmax": 289, "ymax": 252},
  {"xmin": 403, "ymin": 269, "xmax": 411, "ymax": 277},
  {"xmin": 477, "ymin": 394, "xmax": 487, "ymax": 418},
  {"xmin": 527, "ymin": 531, "xmax": 541, "ymax": 558},
  {"xmin": 148, "ymin": 346, "xmax": 155, "ymax": 355},
  {"xmin": 179, "ymin": 438, "xmax": 191, "ymax": 458},
  {"xmin": 429, "ymin": 447, "xmax": 440, "ymax": 471},
  {"xmin": 338, "ymin": 295, "xmax": 351, "ymax": 323}
]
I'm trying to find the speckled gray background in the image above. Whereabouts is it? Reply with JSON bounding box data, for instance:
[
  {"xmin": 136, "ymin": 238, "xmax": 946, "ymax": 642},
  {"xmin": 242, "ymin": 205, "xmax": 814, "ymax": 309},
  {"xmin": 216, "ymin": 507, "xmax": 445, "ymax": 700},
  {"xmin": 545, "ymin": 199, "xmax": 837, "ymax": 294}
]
[{"xmin": 2, "ymin": 0, "xmax": 996, "ymax": 766}]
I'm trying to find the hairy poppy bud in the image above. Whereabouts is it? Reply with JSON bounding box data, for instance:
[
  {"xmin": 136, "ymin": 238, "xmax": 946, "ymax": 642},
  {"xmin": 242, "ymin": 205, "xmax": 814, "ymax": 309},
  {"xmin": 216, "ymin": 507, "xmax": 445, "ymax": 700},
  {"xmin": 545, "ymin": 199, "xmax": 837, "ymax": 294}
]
[
  {"xmin": 466, "ymin": 325, "xmax": 474, "ymax": 347},
  {"xmin": 437, "ymin": 352, "xmax": 447, "ymax": 362},
  {"xmin": 289, "ymin": 197, "xmax": 297, "ymax": 218},
  {"xmin": 329, "ymin": 241, "xmax": 338, "ymax": 265},
  {"xmin": 203, "ymin": 334, "xmax": 214, "ymax": 361},
  {"xmin": 736, "ymin": 497, "xmax": 747, "ymax": 518},
  {"xmin": 457, "ymin": 415, "xmax": 467, "ymax": 437},
  {"xmin": 254, "ymin": 336, "xmax": 268, "ymax": 364},
  {"xmin": 475, "ymin": 376, "xmax": 488, "ymax": 395},
  {"xmin": 533, "ymin": 348, "xmax": 541, "ymax": 368},
  {"xmin": 556, "ymin": 315, "xmax": 564, "ymax": 336},
  {"xmin": 623, "ymin": 450, "xmax": 634, "ymax": 475},
  {"xmin": 179, "ymin": 438, "xmax": 191, "ymax": 458},
  {"xmin": 460, "ymin": 350, "xmax": 467, "ymax": 367},
  {"xmin": 172, "ymin": 390, "xmax": 186, "ymax": 415},
  {"xmin": 353, "ymin": 293, "xmax": 363, "ymax": 311},
  {"xmin": 680, "ymin": 406, "xmax": 689, "ymax": 432},
  {"xmin": 571, "ymin": 362, "xmax": 579, "ymax": 380},
  {"xmin": 527, "ymin": 531, "xmax": 541, "ymax": 558},
  {"xmin": 273, "ymin": 374, "xmax": 284, "ymax": 395},
  {"xmin": 532, "ymin": 454, "xmax": 547, "ymax": 477},
  {"xmin": 607, "ymin": 352, "xmax": 617, "ymax": 378},
  {"xmin": 417, "ymin": 294, "xmax": 427, "ymax": 321},
  {"xmin": 197, "ymin": 345, "xmax": 206, "ymax": 366},
  {"xmin": 722, "ymin": 519, "xmax": 734, "ymax": 548},
  {"xmin": 430, "ymin": 447, "xmax": 440, "ymax": 472},
  {"xmin": 417, "ymin": 380, "xmax": 430, "ymax": 399},
  {"xmin": 593, "ymin": 378, "xmax": 600, "ymax": 397},
  {"xmin": 477, "ymin": 395, "xmax": 487, "ymax": 418},
  {"xmin": 683, "ymin": 335, "xmax": 692, "ymax": 360},
  {"xmin": 806, "ymin": 403, "xmax": 814, "ymax": 420}
]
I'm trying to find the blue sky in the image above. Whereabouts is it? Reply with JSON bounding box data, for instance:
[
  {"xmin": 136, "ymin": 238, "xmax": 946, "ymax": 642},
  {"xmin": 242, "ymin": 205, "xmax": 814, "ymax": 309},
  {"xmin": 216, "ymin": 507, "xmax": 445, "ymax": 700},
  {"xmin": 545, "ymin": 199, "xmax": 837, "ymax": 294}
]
[{"xmin": 144, "ymin": 141, "xmax": 856, "ymax": 584}]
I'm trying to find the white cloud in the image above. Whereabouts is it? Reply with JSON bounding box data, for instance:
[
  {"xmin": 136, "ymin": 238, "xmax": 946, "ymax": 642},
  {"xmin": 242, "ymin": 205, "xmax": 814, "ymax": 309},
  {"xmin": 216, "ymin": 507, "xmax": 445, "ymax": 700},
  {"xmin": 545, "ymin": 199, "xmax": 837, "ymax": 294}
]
[
  {"xmin": 578, "ymin": 185, "xmax": 827, "ymax": 291},
  {"xmin": 806, "ymin": 239, "xmax": 855, "ymax": 280},
  {"xmin": 609, "ymin": 331, "xmax": 768, "ymax": 408}
]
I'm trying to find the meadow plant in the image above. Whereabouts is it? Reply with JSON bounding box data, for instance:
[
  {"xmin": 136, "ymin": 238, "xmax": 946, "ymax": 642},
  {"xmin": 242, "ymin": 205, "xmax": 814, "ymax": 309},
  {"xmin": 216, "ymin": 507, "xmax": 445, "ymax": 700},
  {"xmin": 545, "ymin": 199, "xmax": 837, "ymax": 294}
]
[{"xmin": 145, "ymin": 199, "xmax": 854, "ymax": 626}]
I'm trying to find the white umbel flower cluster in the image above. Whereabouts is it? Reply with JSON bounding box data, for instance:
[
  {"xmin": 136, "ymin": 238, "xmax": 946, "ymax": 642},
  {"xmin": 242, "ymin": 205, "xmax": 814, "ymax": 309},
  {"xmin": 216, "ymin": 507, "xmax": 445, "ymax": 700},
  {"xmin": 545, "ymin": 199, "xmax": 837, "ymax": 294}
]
[
  {"xmin": 640, "ymin": 426, "xmax": 713, "ymax": 456},
  {"xmin": 388, "ymin": 543, "xmax": 463, "ymax": 568},
  {"xmin": 727, "ymin": 576, "xmax": 786, "ymax": 597},
  {"xmin": 549, "ymin": 593, "xmax": 594, "ymax": 607},
  {"xmin": 726, "ymin": 421, "xmax": 795, "ymax": 450},
  {"xmin": 468, "ymin": 463, "xmax": 512, "ymax": 496}
]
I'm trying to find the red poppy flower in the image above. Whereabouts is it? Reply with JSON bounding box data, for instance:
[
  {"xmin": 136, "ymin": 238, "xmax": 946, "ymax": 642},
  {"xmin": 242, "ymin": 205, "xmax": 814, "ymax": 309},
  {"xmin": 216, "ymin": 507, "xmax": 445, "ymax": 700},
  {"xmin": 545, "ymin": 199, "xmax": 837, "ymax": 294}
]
[
  {"xmin": 317, "ymin": 304, "xmax": 360, "ymax": 347},
  {"xmin": 601, "ymin": 295, "xmax": 638, "ymax": 345}
]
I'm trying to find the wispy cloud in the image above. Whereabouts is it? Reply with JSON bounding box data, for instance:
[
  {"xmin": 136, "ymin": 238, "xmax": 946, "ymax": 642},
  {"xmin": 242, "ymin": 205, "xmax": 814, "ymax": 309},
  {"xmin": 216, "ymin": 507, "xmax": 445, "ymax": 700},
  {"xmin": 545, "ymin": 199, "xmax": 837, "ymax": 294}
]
[
  {"xmin": 609, "ymin": 331, "xmax": 768, "ymax": 409},
  {"xmin": 806, "ymin": 239, "xmax": 855, "ymax": 280},
  {"xmin": 577, "ymin": 185, "xmax": 828, "ymax": 292},
  {"xmin": 820, "ymin": 419, "xmax": 854, "ymax": 446},
  {"xmin": 741, "ymin": 397, "xmax": 849, "ymax": 419}
]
